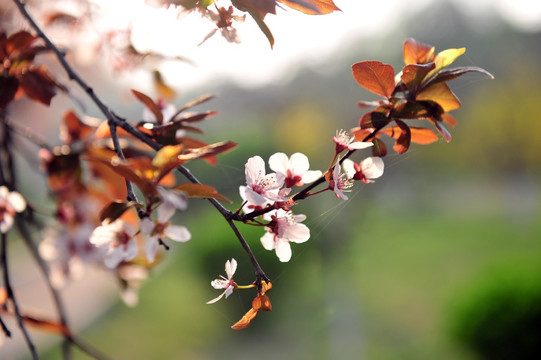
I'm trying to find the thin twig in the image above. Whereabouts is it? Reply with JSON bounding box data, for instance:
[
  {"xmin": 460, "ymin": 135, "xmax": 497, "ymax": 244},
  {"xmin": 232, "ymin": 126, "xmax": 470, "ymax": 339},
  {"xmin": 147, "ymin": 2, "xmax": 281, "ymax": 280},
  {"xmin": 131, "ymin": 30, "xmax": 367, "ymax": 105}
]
[{"xmin": 1, "ymin": 233, "xmax": 39, "ymax": 359}]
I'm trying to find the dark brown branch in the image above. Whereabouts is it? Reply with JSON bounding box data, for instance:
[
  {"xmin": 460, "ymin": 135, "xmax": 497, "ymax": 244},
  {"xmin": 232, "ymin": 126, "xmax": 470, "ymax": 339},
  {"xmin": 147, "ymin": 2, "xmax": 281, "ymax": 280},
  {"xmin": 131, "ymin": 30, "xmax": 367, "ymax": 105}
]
[{"xmin": 1, "ymin": 232, "xmax": 39, "ymax": 359}]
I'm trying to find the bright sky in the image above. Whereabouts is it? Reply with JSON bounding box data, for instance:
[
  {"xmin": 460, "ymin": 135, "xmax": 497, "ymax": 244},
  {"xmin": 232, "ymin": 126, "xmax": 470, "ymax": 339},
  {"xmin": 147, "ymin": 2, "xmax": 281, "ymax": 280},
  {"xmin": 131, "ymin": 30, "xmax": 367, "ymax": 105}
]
[{"xmin": 92, "ymin": 0, "xmax": 541, "ymax": 91}]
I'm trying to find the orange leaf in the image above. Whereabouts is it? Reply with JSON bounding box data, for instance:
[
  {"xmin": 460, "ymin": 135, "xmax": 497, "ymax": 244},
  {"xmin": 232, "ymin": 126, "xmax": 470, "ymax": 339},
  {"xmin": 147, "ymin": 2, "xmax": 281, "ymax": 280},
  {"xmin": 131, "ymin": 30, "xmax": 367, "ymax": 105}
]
[
  {"xmin": 278, "ymin": 0, "xmax": 340, "ymax": 15},
  {"xmin": 231, "ymin": 308, "xmax": 259, "ymax": 330},
  {"xmin": 131, "ymin": 89, "xmax": 163, "ymax": 124},
  {"xmin": 174, "ymin": 183, "xmax": 232, "ymax": 203},
  {"xmin": 416, "ymin": 82, "xmax": 461, "ymax": 112},
  {"xmin": 178, "ymin": 140, "xmax": 237, "ymax": 165},
  {"xmin": 352, "ymin": 61, "xmax": 395, "ymax": 99},
  {"xmin": 409, "ymin": 127, "xmax": 439, "ymax": 145},
  {"xmin": 60, "ymin": 110, "xmax": 95, "ymax": 144},
  {"xmin": 403, "ymin": 38, "xmax": 434, "ymax": 65},
  {"xmin": 22, "ymin": 315, "xmax": 71, "ymax": 336}
]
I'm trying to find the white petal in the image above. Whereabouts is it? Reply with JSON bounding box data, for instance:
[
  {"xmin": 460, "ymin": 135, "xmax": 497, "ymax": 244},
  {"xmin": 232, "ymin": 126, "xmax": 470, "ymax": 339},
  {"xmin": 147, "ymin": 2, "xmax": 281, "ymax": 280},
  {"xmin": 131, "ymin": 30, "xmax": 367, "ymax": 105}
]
[
  {"xmin": 275, "ymin": 238, "xmax": 292, "ymax": 262},
  {"xmin": 244, "ymin": 188, "xmax": 268, "ymax": 205},
  {"xmin": 164, "ymin": 225, "xmax": 191, "ymax": 242},
  {"xmin": 206, "ymin": 291, "xmax": 226, "ymax": 304},
  {"xmin": 362, "ymin": 157, "xmax": 384, "ymax": 179},
  {"xmin": 0, "ymin": 216, "xmax": 13, "ymax": 233},
  {"xmin": 260, "ymin": 231, "xmax": 276, "ymax": 251},
  {"xmin": 224, "ymin": 285, "xmax": 235, "ymax": 299},
  {"xmin": 226, "ymin": 258, "xmax": 237, "ymax": 278},
  {"xmin": 157, "ymin": 202, "xmax": 175, "ymax": 223},
  {"xmin": 342, "ymin": 159, "xmax": 356, "ymax": 179},
  {"xmin": 301, "ymin": 170, "xmax": 322, "ymax": 184},
  {"xmin": 349, "ymin": 141, "xmax": 374, "ymax": 150},
  {"xmin": 289, "ymin": 152, "xmax": 310, "ymax": 174},
  {"xmin": 125, "ymin": 239, "xmax": 139, "ymax": 261},
  {"xmin": 268, "ymin": 152, "xmax": 289, "ymax": 174},
  {"xmin": 211, "ymin": 279, "xmax": 228, "ymax": 289},
  {"xmin": 140, "ymin": 217, "xmax": 155, "ymax": 234},
  {"xmin": 245, "ymin": 156, "xmax": 265, "ymax": 185},
  {"xmin": 104, "ymin": 247, "xmax": 124, "ymax": 269},
  {"xmin": 6, "ymin": 191, "xmax": 26, "ymax": 213},
  {"xmin": 284, "ymin": 223, "xmax": 310, "ymax": 243},
  {"xmin": 145, "ymin": 237, "xmax": 159, "ymax": 263},
  {"xmin": 157, "ymin": 187, "xmax": 188, "ymax": 211}
]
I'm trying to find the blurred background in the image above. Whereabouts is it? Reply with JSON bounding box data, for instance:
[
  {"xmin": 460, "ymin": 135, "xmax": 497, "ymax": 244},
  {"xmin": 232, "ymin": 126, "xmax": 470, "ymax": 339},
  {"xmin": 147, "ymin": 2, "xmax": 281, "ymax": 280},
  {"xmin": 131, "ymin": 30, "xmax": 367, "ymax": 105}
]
[{"xmin": 2, "ymin": 0, "xmax": 541, "ymax": 359}]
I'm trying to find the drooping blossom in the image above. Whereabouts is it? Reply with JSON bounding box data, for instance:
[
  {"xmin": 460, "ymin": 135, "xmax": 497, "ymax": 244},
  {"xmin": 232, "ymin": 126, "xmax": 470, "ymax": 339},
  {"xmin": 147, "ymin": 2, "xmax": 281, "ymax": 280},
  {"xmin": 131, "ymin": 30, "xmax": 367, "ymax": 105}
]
[
  {"xmin": 39, "ymin": 223, "xmax": 102, "ymax": 288},
  {"xmin": 140, "ymin": 204, "xmax": 191, "ymax": 263},
  {"xmin": 343, "ymin": 157, "xmax": 384, "ymax": 183},
  {"xmin": 329, "ymin": 163, "xmax": 352, "ymax": 200},
  {"xmin": 239, "ymin": 156, "xmax": 287, "ymax": 207},
  {"xmin": 90, "ymin": 219, "xmax": 138, "ymax": 269},
  {"xmin": 0, "ymin": 186, "xmax": 26, "ymax": 233},
  {"xmin": 260, "ymin": 209, "xmax": 310, "ymax": 262},
  {"xmin": 268, "ymin": 152, "xmax": 322, "ymax": 188},
  {"xmin": 207, "ymin": 258, "xmax": 238, "ymax": 304},
  {"xmin": 333, "ymin": 129, "xmax": 373, "ymax": 154}
]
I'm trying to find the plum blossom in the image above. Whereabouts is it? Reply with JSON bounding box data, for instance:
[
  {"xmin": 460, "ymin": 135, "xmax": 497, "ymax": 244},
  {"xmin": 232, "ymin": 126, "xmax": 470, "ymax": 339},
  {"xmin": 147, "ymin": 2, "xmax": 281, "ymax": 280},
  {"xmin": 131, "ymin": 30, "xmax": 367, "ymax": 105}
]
[
  {"xmin": 40, "ymin": 223, "xmax": 102, "ymax": 288},
  {"xmin": 343, "ymin": 157, "xmax": 385, "ymax": 183},
  {"xmin": 140, "ymin": 204, "xmax": 191, "ymax": 263},
  {"xmin": 0, "ymin": 186, "xmax": 26, "ymax": 233},
  {"xmin": 260, "ymin": 209, "xmax": 310, "ymax": 262},
  {"xmin": 329, "ymin": 163, "xmax": 352, "ymax": 200},
  {"xmin": 239, "ymin": 156, "xmax": 288, "ymax": 207},
  {"xmin": 333, "ymin": 129, "xmax": 373, "ymax": 154},
  {"xmin": 90, "ymin": 219, "xmax": 138, "ymax": 269},
  {"xmin": 207, "ymin": 258, "xmax": 238, "ymax": 304},
  {"xmin": 268, "ymin": 152, "xmax": 322, "ymax": 188}
]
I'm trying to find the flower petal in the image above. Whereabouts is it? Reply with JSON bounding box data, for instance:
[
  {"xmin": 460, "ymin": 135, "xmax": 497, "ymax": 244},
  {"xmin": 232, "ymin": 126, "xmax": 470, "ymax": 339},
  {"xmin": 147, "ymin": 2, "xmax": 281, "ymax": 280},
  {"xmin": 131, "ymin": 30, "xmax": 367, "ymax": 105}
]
[
  {"xmin": 164, "ymin": 225, "xmax": 191, "ymax": 242},
  {"xmin": 362, "ymin": 157, "xmax": 384, "ymax": 179},
  {"xmin": 275, "ymin": 238, "xmax": 292, "ymax": 262},
  {"xmin": 268, "ymin": 152, "xmax": 289, "ymax": 174},
  {"xmin": 245, "ymin": 156, "xmax": 265, "ymax": 185},
  {"xmin": 260, "ymin": 231, "xmax": 275, "ymax": 251},
  {"xmin": 6, "ymin": 191, "xmax": 26, "ymax": 213}
]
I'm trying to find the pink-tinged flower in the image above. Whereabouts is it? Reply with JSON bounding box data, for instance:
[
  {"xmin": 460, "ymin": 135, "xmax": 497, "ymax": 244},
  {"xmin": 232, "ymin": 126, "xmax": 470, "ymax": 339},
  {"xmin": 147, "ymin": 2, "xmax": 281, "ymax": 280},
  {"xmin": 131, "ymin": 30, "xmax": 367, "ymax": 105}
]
[
  {"xmin": 0, "ymin": 186, "xmax": 26, "ymax": 233},
  {"xmin": 207, "ymin": 258, "xmax": 238, "ymax": 304},
  {"xmin": 333, "ymin": 129, "xmax": 373, "ymax": 154},
  {"xmin": 329, "ymin": 164, "xmax": 352, "ymax": 200},
  {"xmin": 90, "ymin": 219, "xmax": 138, "ymax": 269},
  {"xmin": 140, "ymin": 204, "xmax": 191, "ymax": 263},
  {"xmin": 343, "ymin": 157, "xmax": 385, "ymax": 183},
  {"xmin": 260, "ymin": 209, "xmax": 310, "ymax": 263},
  {"xmin": 268, "ymin": 152, "xmax": 322, "ymax": 188},
  {"xmin": 240, "ymin": 156, "xmax": 287, "ymax": 206},
  {"xmin": 39, "ymin": 223, "xmax": 101, "ymax": 288}
]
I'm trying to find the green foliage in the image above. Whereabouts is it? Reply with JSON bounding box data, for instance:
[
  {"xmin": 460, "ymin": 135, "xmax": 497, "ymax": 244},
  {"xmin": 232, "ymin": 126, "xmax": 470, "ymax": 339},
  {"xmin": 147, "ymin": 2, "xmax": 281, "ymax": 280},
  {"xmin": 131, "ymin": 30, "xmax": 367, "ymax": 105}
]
[{"xmin": 448, "ymin": 266, "xmax": 541, "ymax": 360}]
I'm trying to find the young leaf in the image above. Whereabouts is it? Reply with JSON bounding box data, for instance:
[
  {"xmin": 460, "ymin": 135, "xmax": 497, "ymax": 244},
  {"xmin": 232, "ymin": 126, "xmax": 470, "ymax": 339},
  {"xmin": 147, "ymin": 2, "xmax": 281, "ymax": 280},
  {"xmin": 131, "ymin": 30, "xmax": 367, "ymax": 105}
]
[
  {"xmin": 246, "ymin": 8, "xmax": 274, "ymax": 49},
  {"xmin": 277, "ymin": 0, "xmax": 340, "ymax": 15},
  {"xmin": 423, "ymin": 47, "xmax": 466, "ymax": 81},
  {"xmin": 352, "ymin": 61, "xmax": 395, "ymax": 99},
  {"xmin": 408, "ymin": 127, "xmax": 439, "ymax": 145},
  {"xmin": 174, "ymin": 183, "xmax": 232, "ymax": 203},
  {"xmin": 426, "ymin": 66, "xmax": 494, "ymax": 85},
  {"xmin": 99, "ymin": 201, "xmax": 140, "ymax": 224},
  {"xmin": 359, "ymin": 110, "xmax": 390, "ymax": 129},
  {"xmin": 19, "ymin": 67, "xmax": 58, "ymax": 106},
  {"xmin": 400, "ymin": 63, "xmax": 435, "ymax": 90},
  {"xmin": 403, "ymin": 38, "xmax": 435, "ymax": 65},
  {"xmin": 60, "ymin": 110, "xmax": 95, "ymax": 144},
  {"xmin": 416, "ymin": 82, "xmax": 461, "ymax": 112},
  {"xmin": 131, "ymin": 89, "xmax": 163, "ymax": 124}
]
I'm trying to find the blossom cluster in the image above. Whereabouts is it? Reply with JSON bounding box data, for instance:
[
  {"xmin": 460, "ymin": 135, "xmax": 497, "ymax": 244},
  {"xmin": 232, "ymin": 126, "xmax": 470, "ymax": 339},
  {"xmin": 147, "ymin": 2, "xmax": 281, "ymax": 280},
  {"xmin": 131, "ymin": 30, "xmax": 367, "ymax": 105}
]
[{"xmin": 207, "ymin": 132, "xmax": 385, "ymax": 314}]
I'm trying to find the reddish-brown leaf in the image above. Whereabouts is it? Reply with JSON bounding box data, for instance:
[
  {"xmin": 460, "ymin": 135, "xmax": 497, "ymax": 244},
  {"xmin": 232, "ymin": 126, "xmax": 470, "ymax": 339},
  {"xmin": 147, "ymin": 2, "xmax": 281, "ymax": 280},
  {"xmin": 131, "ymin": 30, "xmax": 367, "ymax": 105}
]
[
  {"xmin": 381, "ymin": 120, "xmax": 411, "ymax": 154},
  {"xmin": 441, "ymin": 113, "xmax": 457, "ymax": 127},
  {"xmin": 425, "ymin": 66, "xmax": 494, "ymax": 85},
  {"xmin": 22, "ymin": 315, "xmax": 70, "ymax": 335},
  {"xmin": 60, "ymin": 110, "xmax": 95, "ymax": 144},
  {"xmin": 131, "ymin": 89, "xmax": 163, "ymax": 124},
  {"xmin": 401, "ymin": 63, "xmax": 435, "ymax": 89},
  {"xmin": 403, "ymin": 38, "xmax": 435, "ymax": 65},
  {"xmin": 277, "ymin": 0, "xmax": 340, "ymax": 15},
  {"xmin": 175, "ymin": 183, "xmax": 232, "ymax": 203},
  {"xmin": 19, "ymin": 67, "xmax": 57, "ymax": 106},
  {"xmin": 178, "ymin": 140, "xmax": 237, "ymax": 165},
  {"xmin": 359, "ymin": 110, "xmax": 390, "ymax": 129},
  {"xmin": 352, "ymin": 61, "xmax": 395, "ymax": 99},
  {"xmin": 233, "ymin": 0, "xmax": 276, "ymax": 14},
  {"xmin": 99, "ymin": 201, "xmax": 140, "ymax": 224},
  {"xmin": 6, "ymin": 30, "xmax": 37, "ymax": 56}
]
